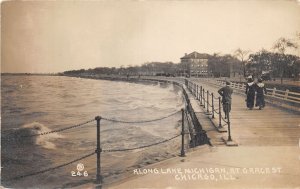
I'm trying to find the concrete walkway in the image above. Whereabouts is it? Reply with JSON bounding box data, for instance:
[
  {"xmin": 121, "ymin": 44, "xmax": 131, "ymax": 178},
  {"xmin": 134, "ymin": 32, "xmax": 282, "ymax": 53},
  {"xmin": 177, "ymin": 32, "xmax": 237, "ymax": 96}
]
[{"xmin": 108, "ymin": 145, "xmax": 300, "ymax": 189}]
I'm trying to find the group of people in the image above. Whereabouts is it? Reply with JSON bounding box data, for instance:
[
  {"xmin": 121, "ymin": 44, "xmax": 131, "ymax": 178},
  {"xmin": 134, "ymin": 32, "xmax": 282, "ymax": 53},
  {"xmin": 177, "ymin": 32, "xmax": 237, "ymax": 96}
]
[
  {"xmin": 217, "ymin": 76, "xmax": 267, "ymax": 119},
  {"xmin": 245, "ymin": 76, "xmax": 267, "ymax": 110}
]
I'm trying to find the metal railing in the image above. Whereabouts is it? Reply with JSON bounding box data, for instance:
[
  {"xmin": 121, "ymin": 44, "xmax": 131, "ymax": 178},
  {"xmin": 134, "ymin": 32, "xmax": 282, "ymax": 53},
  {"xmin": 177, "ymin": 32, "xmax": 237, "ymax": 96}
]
[
  {"xmin": 2, "ymin": 78, "xmax": 215, "ymax": 188},
  {"xmin": 2, "ymin": 109, "xmax": 189, "ymax": 189},
  {"xmin": 182, "ymin": 86, "xmax": 209, "ymax": 147},
  {"xmin": 185, "ymin": 79, "xmax": 234, "ymax": 142},
  {"xmin": 210, "ymin": 79, "xmax": 300, "ymax": 111}
]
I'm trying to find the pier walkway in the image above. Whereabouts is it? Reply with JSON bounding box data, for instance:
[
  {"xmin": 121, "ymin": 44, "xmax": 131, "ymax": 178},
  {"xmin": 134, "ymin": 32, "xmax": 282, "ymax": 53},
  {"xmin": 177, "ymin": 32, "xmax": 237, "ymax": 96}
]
[
  {"xmin": 190, "ymin": 78, "xmax": 300, "ymax": 147},
  {"xmin": 106, "ymin": 77, "xmax": 300, "ymax": 189}
]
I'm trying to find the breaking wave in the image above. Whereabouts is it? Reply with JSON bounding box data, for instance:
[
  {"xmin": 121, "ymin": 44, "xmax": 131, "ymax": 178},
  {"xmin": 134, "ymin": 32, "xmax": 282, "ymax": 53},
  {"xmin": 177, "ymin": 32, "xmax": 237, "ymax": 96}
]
[{"xmin": 2, "ymin": 122, "xmax": 64, "ymax": 150}]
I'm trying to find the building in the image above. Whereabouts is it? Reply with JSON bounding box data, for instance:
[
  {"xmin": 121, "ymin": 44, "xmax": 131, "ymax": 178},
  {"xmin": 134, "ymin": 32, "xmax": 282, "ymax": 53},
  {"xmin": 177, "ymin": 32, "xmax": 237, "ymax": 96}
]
[{"xmin": 180, "ymin": 51, "xmax": 211, "ymax": 77}]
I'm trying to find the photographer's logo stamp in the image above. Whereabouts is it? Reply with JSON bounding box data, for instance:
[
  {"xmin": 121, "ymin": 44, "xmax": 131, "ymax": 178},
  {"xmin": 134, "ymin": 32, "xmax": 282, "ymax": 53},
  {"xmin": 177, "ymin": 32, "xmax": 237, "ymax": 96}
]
[{"xmin": 71, "ymin": 163, "xmax": 88, "ymax": 177}]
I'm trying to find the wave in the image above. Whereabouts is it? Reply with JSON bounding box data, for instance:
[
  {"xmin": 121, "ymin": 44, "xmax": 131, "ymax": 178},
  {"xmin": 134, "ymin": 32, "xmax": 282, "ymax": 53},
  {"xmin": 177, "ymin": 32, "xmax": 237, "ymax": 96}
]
[
  {"xmin": 2, "ymin": 122, "xmax": 64, "ymax": 150},
  {"xmin": 23, "ymin": 122, "xmax": 64, "ymax": 149}
]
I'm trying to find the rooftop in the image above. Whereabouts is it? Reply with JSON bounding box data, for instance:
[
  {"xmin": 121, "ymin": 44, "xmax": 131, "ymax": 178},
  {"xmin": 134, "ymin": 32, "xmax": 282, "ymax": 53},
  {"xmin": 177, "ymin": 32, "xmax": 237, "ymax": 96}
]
[{"xmin": 180, "ymin": 51, "xmax": 211, "ymax": 59}]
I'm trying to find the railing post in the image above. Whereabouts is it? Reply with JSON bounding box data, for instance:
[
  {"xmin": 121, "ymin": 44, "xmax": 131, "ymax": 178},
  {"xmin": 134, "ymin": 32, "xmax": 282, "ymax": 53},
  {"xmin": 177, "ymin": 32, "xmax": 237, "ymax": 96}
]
[
  {"xmin": 196, "ymin": 85, "xmax": 199, "ymax": 100},
  {"xmin": 206, "ymin": 90, "xmax": 209, "ymax": 113},
  {"xmin": 218, "ymin": 97, "xmax": 222, "ymax": 128},
  {"xmin": 203, "ymin": 89, "xmax": 205, "ymax": 108},
  {"xmin": 193, "ymin": 83, "xmax": 195, "ymax": 95},
  {"xmin": 211, "ymin": 93, "xmax": 215, "ymax": 119},
  {"xmin": 272, "ymin": 87, "xmax": 276, "ymax": 96},
  {"xmin": 194, "ymin": 83, "xmax": 196, "ymax": 95},
  {"xmin": 284, "ymin": 89, "xmax": 289, "ymax": 99},
  {"xmin": 226, "ymin": 105, "xmax": 232, "ymax": 141},
  {"xmin": 180, "ymin": 108, "xmax": 186, "ymax": 157},
  {"xmin": 95, "ymin": 116, "xmax": 102, "ymax": 188},
  {"xmin": 200, "ymin": 86, "xmax": 203, "ymax": 105}
]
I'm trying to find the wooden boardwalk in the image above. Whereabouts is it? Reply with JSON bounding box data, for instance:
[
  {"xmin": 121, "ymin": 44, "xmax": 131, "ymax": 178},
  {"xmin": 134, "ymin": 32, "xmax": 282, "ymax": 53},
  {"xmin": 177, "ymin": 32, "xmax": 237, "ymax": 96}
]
[
  {"xmin": 190, "ymin": 78, "xmax": 300, "ymax": 147},
  {"xmin": 141, "ymin": 76, "xmax": 299, "ymax": 147}
]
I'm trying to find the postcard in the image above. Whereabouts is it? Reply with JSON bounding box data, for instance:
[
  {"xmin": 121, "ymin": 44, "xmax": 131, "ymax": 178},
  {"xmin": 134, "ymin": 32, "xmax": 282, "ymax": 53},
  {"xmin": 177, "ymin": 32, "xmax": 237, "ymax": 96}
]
[{"xmin": 1, "ymin": 1, "xmax": 300, "ymax": 189}]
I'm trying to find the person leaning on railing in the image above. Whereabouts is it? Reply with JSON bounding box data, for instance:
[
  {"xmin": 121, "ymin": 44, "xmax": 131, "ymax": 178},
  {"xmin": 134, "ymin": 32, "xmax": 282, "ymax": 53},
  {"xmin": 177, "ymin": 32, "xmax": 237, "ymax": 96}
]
[{"xmin": 218, "ymin": 81, "xmax": 233, "ymax": 119}]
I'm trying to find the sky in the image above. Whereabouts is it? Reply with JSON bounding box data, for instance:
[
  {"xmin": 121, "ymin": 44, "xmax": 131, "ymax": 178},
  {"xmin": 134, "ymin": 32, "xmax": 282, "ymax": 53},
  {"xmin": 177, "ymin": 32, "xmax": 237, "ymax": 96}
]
[{"xmin": 1, "ymin": 0, "xmax": 300, "ymax": 73}]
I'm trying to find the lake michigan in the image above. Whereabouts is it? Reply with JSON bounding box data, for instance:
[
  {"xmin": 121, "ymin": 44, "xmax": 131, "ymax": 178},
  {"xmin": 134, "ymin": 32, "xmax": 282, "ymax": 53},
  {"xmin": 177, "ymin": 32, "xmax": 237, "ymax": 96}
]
[{"xmin": 1, "ymin": 75, "xmax": 184, "ymax": 188}]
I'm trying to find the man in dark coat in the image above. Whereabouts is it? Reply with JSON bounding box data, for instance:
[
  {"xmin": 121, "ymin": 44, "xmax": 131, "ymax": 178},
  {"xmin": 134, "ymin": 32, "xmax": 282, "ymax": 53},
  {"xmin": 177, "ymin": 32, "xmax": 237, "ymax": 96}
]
[
  {"xmin": 255, "ymin": 78, "xmax": 267, "ymax": 110},
  {"xmin": 245, "ymin": 77, "xmax": 255, "ymax": 110},
  {"xmin": 218, "ymin": 81, "xmax": 233, "ymax": 119}
]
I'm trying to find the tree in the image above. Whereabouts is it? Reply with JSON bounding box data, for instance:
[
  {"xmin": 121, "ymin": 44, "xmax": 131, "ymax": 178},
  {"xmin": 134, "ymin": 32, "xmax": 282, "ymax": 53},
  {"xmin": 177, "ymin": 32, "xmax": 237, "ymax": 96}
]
[
  {"xmin": 248, "ymin": 49, "xmax": 272, "ymax": 78},
  {"xmin": 234, "ymin": 48, "xmax": 250, "ymax": 77},
  {"xmin": 207, "ymin": 54, "xmax": 236, "ymax": 77},
  {"xmin": 247, "ymin": 50, "xmax": 299, "ymax": 81},
  {"xmin": 272, "ymin": 37, "xmax": 298, "ymax": 83},
  {"xmin": 273, "ymin": 37, "xmax": 298, "ymax": 54}
]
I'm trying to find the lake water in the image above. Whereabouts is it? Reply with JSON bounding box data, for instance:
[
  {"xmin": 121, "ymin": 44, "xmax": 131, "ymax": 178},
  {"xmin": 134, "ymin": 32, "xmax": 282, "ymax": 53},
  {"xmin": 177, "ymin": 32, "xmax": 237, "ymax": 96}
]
[{"xmin": 1, "ymin": 75, "xmax": 184, "ymax": 188}]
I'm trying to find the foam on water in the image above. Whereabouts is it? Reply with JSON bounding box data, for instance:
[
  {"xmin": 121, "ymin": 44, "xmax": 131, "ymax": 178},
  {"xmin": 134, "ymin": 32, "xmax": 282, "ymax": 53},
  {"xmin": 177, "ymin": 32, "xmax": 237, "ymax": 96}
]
[
  {"xmin": 21, "ymin": 122, "xmax": 64, "ymax": 149},
  {"xmin": 1, "ymin": 75, "xmax": 184, "ymax": 188}
]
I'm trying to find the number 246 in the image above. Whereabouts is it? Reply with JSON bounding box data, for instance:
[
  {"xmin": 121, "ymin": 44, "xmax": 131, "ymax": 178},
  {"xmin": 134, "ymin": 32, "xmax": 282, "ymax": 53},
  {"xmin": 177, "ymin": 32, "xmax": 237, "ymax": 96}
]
[{"xmin": 71, "ymin": 171, "xmax": 88, "ymax": 177}]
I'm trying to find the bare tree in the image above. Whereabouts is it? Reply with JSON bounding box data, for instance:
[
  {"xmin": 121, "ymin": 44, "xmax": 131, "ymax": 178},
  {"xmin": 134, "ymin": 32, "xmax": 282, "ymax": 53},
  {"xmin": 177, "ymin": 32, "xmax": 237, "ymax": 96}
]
[
  {"xmin": 273, "ymin": 37, "xmax": 298, "ymax": 54},
  {"xmin": 272, "ymin": 37, "xmax": 298, "ymax": 83},
  {"xmin": 295, "ymin": 31, "xmax": 300, "ymax": 56},
  {"xmin": 234, "ymin": 48, "xmax": 250, "ymax": 77}
]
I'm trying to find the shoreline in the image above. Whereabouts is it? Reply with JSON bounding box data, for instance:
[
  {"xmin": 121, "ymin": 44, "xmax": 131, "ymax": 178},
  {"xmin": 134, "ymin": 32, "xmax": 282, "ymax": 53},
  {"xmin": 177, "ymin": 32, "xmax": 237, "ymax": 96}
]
[
  {"xmin": 61, "ymin": 74, "xmax": 209, "ymax": 188},
  {"xmin": 1, "ymin": 75, "xmax": 189, "ymax": 189}
]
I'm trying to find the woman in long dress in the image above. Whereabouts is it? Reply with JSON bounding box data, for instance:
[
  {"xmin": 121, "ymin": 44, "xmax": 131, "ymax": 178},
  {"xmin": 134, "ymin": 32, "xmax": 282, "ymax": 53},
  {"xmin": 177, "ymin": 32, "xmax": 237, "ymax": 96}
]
[
  {"xmin": 245, "ymin": 77, "xmax": 255, "ymax": 110},
  {"xmin": 255, "ymin": 78, "xmax": 267, "ymax": 110}
]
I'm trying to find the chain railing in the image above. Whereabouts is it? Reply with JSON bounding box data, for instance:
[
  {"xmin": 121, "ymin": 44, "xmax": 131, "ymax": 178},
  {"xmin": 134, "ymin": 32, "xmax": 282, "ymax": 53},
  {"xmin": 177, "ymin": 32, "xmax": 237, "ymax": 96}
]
[
  {"xmin": 2, "ymin": 109, "xmax": 186, "ymax": 189},
  {"xmin": 118, "ymin": 76, "xmax": 233, "ymax": 143},
  {"xmin": 102, "ymin": 134, "xmax": 181, "ymax": 153},
  {"xmin": 3, "ymin": 78, "xmax": 219, "ymax": 188},
  {"xmin": 1, "ymin": 118, "xmax": 96, "ymax": 142},
  {"xmin": 185, "ymin": 79, "xmax": 232, "ymax": 138},
  {"xmin": 182, "ymin": 85, "xmax": 210, "ymax": 147},
  {"xmin": 101, "ymin": 110, "xmax": 181, "ymax": 124}
]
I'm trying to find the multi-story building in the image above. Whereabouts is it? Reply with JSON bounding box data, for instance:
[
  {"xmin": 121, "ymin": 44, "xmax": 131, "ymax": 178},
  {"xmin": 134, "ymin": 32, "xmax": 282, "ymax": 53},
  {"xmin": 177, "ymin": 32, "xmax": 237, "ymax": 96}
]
[{"xmin": 180, "ymin": 51, "xmax": 211, "ymax": 77}]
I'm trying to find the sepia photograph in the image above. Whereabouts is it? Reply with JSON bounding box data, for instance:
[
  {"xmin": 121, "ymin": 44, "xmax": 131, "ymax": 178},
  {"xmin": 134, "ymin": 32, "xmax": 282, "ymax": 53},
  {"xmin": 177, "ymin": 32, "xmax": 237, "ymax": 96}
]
[{"xmin": 1, "ymin": 0, "xmax": 300, "ymax": 188}]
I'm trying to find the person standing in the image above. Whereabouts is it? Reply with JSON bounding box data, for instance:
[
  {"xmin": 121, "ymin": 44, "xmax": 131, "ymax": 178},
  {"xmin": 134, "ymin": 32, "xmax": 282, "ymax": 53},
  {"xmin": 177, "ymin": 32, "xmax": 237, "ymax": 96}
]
[
  {"xmin": 218, "ymin": 81, "xmax": 233, "ymax": 119},
  {"xmin": 255, "ymin": 78, "xmax": 267, "ymax": 110},
  {"xmin": 245, "ymin": 77, "xmax": 256, "ymax": 110}
]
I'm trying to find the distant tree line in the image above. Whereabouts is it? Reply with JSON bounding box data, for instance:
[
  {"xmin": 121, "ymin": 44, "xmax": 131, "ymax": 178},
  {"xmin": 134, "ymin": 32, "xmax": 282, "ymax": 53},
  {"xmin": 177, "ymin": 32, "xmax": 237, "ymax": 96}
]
[
  {"xmin": 247, "ymin": 50, "xmax": 299, "ymax": 80},
  {"xmin": 63, "ymin": 55, "xmax": 242, "ymax": 78},
  {"xmin": 63, "ymin": 62, "xmax": 178, "ymax": 76},
  {"xmin": 63, "ymin": 36, "xmax": 300, "ymax": 82},
  {"xmin": 63, "ymin": 51, "xmax": 299, "ymax": 80},
  {"xmin": 245, "ymin": 36, "xmax": 299, "ymax": 82}
]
